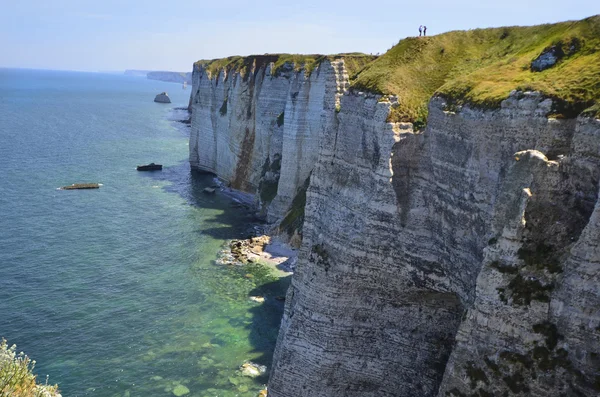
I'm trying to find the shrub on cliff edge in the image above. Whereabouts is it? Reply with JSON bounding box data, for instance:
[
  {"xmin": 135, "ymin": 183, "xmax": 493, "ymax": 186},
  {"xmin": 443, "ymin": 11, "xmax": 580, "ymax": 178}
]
[{"xmin": 0, "ymin": 338, "xmax": 60, "ymax": 397}]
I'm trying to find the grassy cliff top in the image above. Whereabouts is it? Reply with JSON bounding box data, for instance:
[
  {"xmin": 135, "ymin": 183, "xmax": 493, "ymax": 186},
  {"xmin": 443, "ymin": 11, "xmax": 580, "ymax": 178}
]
[
  {"xmin": 352, "ymin": 15, "xmax": 600, "ymax": 123},
  {"xmin": 194, "ymin": 53, "xmax": 376, "ymax": 81}
]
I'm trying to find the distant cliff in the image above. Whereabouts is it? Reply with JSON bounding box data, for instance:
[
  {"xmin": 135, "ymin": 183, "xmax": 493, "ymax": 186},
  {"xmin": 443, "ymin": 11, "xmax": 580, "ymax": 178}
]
[
  {"xmin": 147, "ymin": 71, "xmax": 192, "ymax": 84},
  {"xmin": 124, "ymin": 69, "xmax": 192, "ymax": 84},
  {"xmin": 189, "ymin": 16, "xmax": 600, "ymax": 397},
  {"xmin": 124, "ymin": 69, "xmax": 151, "ymax": 77}
]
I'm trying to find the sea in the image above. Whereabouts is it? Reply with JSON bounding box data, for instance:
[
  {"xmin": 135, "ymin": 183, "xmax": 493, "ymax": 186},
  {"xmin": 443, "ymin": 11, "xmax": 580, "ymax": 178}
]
[{"xmin": 0, "ymin": 68, "xmax": 287, "ymax": 397}]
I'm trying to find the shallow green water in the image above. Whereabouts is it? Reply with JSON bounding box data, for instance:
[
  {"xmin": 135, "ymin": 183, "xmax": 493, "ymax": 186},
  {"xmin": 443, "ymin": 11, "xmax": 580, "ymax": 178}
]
[{"xmin": 0, "ymin": 69, "xmax": 288, "ymax": 397}]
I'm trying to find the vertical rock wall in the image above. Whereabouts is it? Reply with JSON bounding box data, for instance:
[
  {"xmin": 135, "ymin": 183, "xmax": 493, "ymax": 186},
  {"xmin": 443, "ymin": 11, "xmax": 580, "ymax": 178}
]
[
  {"xmin": 189, "ymin": 59, "xmax": 348, "ymax": 221},
  {"xmin": 268, "ymin": 92, "xmax": 600, "ymax": 396},
  {"xmin": 437, "ymin": 116, "xmax": 600, "ymax": 397}
]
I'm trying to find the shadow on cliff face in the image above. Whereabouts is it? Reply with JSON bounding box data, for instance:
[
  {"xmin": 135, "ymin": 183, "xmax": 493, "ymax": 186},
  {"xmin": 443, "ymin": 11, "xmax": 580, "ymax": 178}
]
[
  {"xmin": 391, "ymin": 133, "xmax": 425, "ymax": 227},
  {"xmin": 243, "ymin": 276, "xmax": 292, "ymax": 384},
  {"xmin": 138, "ymin": 160, "xmax": 264, "ymax": 240}
]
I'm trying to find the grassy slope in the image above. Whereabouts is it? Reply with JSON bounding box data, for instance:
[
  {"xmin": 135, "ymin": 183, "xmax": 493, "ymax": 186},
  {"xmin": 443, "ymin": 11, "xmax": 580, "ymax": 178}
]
[
  {"xmin": 194, "ymin": 53, "xmax": 376, "ymax": 81},
  {"xmin": 352, "ymin": 15, "xmax": 600, "ymax": 122}
]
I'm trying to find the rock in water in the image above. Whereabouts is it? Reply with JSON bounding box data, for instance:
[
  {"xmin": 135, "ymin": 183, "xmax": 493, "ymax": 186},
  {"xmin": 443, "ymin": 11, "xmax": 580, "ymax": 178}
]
[
  {"xmin": 240, "ymin": 362, "xmax": 266, "ymax": 377},
  {"xmin": 61, "ymin": 183, "xmax": 100, "ymax": 190},
  {"xmin": 172, "ymin": 384, "xmax": 189, "ymax": 396},
  {"xmin": 154, "ymin": 92, "xmax": 171, "ymax": 103}
]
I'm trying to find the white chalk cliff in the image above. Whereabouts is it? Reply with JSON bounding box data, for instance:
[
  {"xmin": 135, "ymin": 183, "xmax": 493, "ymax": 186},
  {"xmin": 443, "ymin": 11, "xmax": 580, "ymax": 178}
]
[
  {"xmin": 269, "ymin": 92, "xmax": 600, "ymax": 397},
  {"xmin": 189, "ymin": 57, "xmax": 348, "ymax": 225},
  {"xmin": 189, "ymin": 54, "xmax": 600, "ymax": 395}
]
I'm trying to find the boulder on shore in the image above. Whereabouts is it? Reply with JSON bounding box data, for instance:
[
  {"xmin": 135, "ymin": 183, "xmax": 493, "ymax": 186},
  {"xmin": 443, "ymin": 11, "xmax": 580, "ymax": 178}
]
[
  {"xmin": 239, "ymin": 362, "xmax": 266, "ymax": 377},
  {"xmin": 154, "ymin": 92, "xmax": 171, "ymax": 103}
]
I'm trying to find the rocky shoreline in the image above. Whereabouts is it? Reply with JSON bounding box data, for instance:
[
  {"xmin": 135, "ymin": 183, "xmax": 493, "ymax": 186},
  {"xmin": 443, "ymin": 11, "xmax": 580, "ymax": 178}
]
[{"xmin": 218, "ymin": 234, "xmax": 297, "ymax": 274}]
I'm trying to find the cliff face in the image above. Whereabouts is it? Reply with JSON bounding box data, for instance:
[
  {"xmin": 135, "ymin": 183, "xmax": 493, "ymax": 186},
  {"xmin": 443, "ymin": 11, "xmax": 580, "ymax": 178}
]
[
  {"xmin": 189, "ymin": 57, "xmax": 348, "ymax": 223},
  {"xmin": 437, "ymin": 114, "xmax": 600, "ymax": 396},
  {"xmin": 188, "ymin": 22, "xmax": 600, "ymax": 395},
  {"xmin": 268, "ymin": 92, "xmax": 600, "ymax": 396}
]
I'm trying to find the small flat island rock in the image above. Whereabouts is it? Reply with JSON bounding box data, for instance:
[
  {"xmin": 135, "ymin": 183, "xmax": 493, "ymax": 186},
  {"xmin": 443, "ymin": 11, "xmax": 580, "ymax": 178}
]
[
  {"xmin": 154, "ymin": 92, "xmax": 171, "ymax": 103},
  {"xmin": 60, "ymin": 183, "xmax": 101, "ymax": 190}
]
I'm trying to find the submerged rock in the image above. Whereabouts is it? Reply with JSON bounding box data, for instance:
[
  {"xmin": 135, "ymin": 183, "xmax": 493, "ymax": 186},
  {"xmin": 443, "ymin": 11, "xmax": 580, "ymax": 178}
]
[
  {"xmin": 172, "ymin": 384, "xmax": 189, "ymax": 396},
  {"xmin": 154, "ymin": 92, "xmax": 171, "ymax": 103},
  {"xmin": 228, "ymin": 376, "xmax": 240, "ymax": 386}
]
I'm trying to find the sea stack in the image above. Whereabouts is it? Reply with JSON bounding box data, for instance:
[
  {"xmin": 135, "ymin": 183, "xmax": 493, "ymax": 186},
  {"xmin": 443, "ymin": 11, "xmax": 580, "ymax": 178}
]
[{"xmin": 154, "ymin": 92, "xmax": 171, "ymax": 103}]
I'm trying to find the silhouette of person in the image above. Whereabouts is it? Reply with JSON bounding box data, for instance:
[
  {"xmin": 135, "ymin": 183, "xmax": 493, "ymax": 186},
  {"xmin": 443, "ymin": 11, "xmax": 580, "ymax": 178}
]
[
  {"xmin": 419, "ymin": 25, "xmax": 423, "ymax": 37},
  {"xmin": 424, "ymin": 26, "xmax": 427, "ymax": 36}
]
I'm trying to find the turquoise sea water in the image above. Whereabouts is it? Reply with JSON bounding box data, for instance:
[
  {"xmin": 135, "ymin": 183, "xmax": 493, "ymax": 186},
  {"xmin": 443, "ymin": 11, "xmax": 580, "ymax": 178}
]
[{"xmin": 0, "ymin": 69, "xmax": 286, "ymax": 397}]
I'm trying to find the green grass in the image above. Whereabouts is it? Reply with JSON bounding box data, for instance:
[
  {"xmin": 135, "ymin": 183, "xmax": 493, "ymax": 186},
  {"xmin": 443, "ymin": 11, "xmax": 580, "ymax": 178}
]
[
  {"xmin": 352, "ymin": 15, "xmax": 600, "ymax": 122},
  {"xmin": 194, "ymin": 54, "xmax": 376, "ymax": 81},
  {"xmin": 0, "ymin": 339, "xmax": 60, "ymax": 397}
]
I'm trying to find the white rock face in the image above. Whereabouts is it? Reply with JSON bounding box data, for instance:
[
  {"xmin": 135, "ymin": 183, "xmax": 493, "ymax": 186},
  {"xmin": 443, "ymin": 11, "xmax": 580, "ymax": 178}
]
[
  {"xmin": 268, "ymin": 91, "xmax": 600, "ymax": 396},
  {"xmin": 437, "ymin": 116, "xmax": 600, "ymax": 397},
  {"xmin": 189, "ymin": 58, "xmax": 348, "ymax": 222},
  {"xmin": 189, "ymin": 56, "xmax": 600, "ymax": 395},
  {"xmin": 154, "ymin": 92, "xmax": 171, "ymax": 103}
]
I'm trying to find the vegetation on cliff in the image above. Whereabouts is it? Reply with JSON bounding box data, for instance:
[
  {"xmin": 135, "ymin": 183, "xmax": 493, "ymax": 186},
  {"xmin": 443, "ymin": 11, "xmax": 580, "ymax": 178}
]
[
  {"xmin": 0, "ymin": 339, "xmax": 60, "ymax": 397},
  {"xmin": 194, "ymin": 53, "xmax": 376, "ymax": 81},
  {"xmin": 194, "ymin": 16, "xmax": 598, "ymax": 124},
  {"xmin": 352, "ymin": 15, "xmax": 600, "ymax": 123}
]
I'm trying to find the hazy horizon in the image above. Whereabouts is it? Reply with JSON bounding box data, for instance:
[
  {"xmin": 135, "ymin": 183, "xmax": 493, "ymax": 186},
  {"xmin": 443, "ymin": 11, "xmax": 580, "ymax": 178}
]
[{"xmin": 2, "ymin": 0, "xmax": 598, "ymax": 73}]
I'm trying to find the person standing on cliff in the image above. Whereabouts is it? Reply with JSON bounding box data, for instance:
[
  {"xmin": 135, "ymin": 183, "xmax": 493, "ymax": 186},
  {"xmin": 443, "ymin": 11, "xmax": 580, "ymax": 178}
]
[
  {"xmin": 424, "ymin": 26, "xmax": 427, "ymax": 36},
  {"xmin": 419, "ymin": 25, "xmax": 423, "ymax": 36}
]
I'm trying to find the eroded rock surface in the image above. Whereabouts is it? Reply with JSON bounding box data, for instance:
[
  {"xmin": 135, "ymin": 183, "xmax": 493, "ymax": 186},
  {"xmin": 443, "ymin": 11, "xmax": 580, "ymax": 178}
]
[
  {"xmin": 268, "ymin": 92, "xmax": 600, "ymax": 396},
  {"xmin": 189, "ymin": 58, "xmax": 348, "ymax": 225},
  {"xmin": 438, "ymin": 118, "xmax": 600, "ymax": 397}
]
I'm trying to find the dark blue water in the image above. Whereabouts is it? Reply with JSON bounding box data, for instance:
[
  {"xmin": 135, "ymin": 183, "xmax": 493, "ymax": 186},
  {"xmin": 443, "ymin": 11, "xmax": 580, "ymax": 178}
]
[{"xmin": 0, "ymin": 69, "xmax": 283, "ymax": 397}]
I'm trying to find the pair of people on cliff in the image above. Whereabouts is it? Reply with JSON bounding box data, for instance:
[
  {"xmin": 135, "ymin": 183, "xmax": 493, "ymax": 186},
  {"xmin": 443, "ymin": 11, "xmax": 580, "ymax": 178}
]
[{"xmin": 419, "ymin": 25, "xmax": 427, "ymax": 36}]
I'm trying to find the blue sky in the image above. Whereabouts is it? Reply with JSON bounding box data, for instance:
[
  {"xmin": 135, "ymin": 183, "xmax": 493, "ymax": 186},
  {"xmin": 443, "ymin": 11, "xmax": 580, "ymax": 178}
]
[{"xmin": 1, "ymin": 0, "xmax": 597, "ymax": 72}]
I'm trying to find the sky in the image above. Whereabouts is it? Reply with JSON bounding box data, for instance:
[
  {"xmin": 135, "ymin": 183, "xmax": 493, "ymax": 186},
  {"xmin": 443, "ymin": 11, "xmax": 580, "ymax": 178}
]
[{"xmin": 0, "ymin": 0, "xmax": 597, "ymax": 72}]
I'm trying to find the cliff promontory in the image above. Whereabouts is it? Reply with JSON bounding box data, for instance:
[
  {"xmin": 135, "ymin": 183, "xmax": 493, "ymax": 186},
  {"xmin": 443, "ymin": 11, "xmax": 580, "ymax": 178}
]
[
  {"xmin": 189, "ymin": 53, "xmax": 374, "ymax": 226},
  {"xmin": 124, "ymin": 70, "xmax": 192, "ymax": 84},
  {"xmin": 189, "ymin": 16, "xmax": 600, "ymax": 396}
]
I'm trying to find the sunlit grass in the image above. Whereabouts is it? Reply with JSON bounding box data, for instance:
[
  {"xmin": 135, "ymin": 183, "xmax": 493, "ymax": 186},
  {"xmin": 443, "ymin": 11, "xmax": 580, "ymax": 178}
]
[
  {"xmin": 352, "ymin": 15, "xmax": 600, "ymax": 123},
  {"xmin": 193, "ymin": 16, "xmax": 599, "ymax": 124}
]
